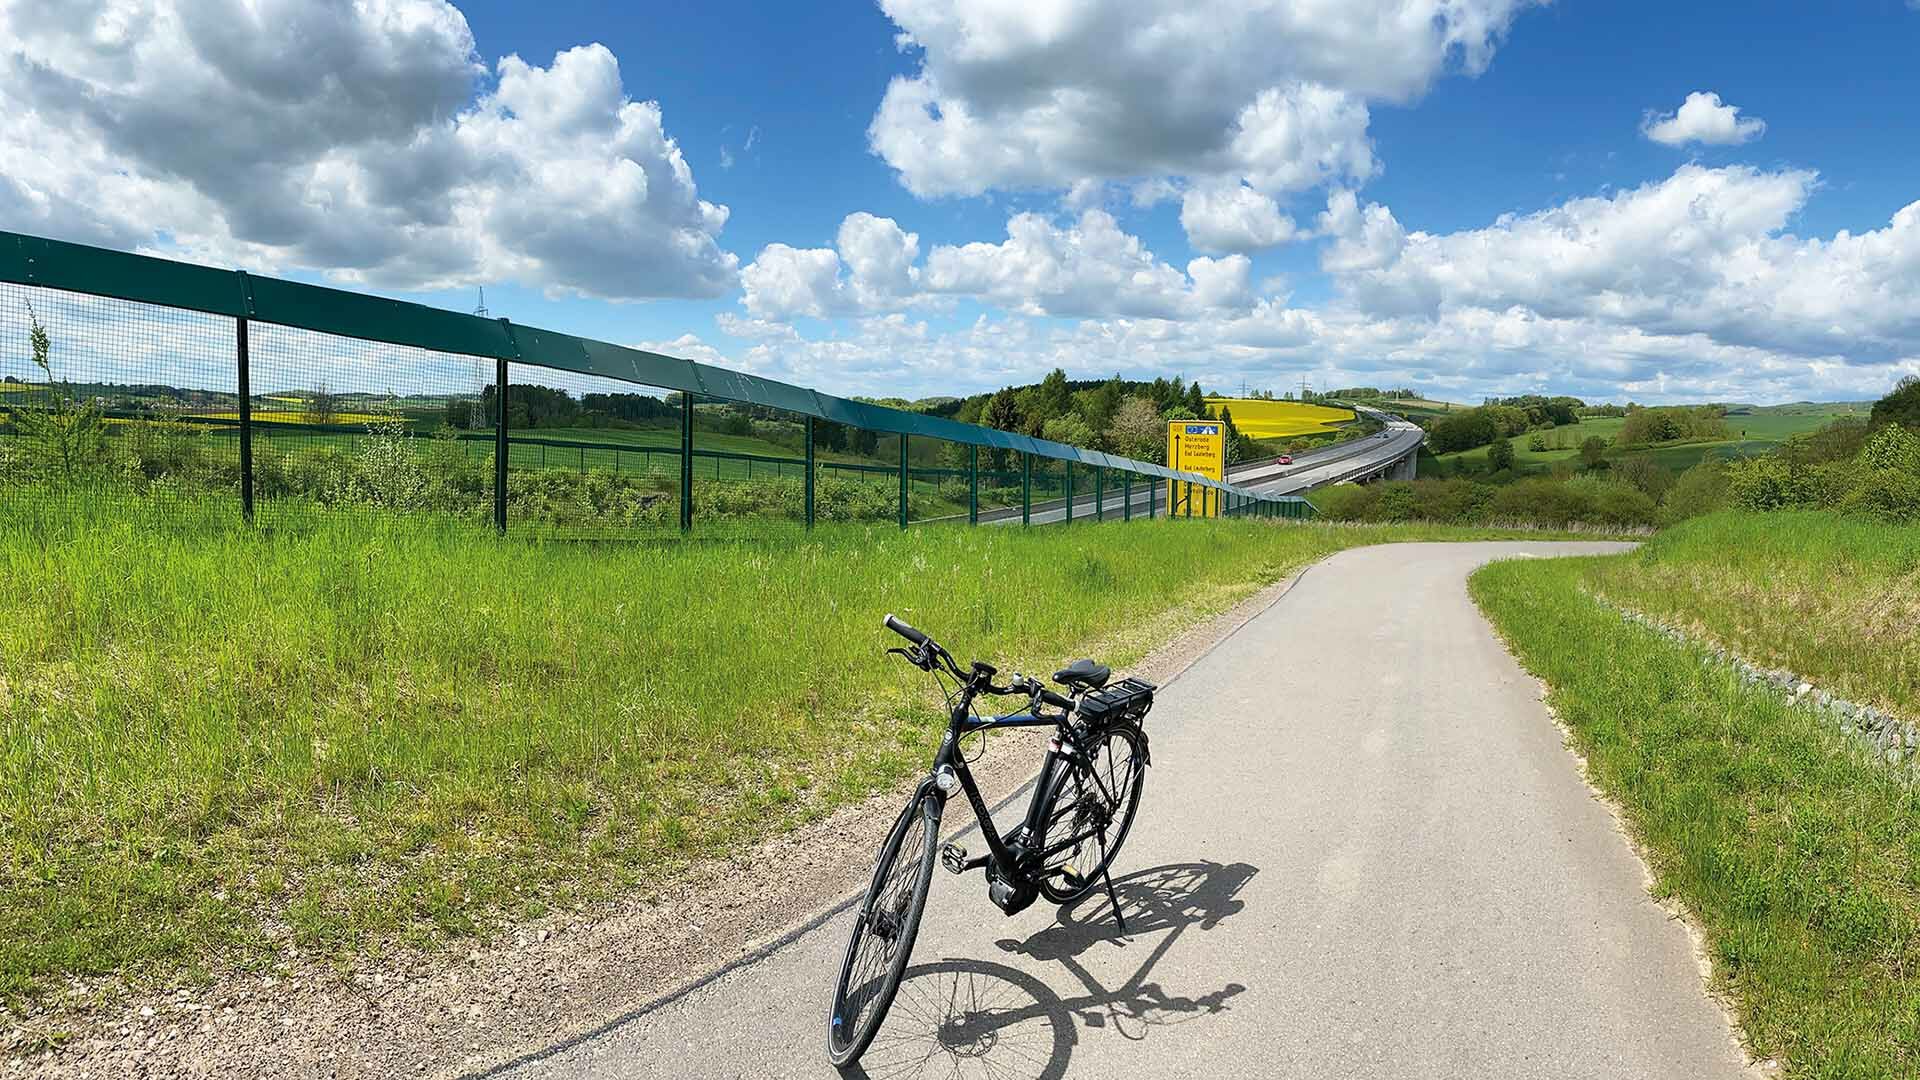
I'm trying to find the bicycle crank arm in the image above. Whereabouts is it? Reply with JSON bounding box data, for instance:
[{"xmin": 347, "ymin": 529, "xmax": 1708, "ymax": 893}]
[{"xmin": 940, "ymin": 843, "xmax": 988, "ymax": 875}]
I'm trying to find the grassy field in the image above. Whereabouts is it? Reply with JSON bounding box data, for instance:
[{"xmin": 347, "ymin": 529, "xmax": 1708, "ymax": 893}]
[
  {"xmin": 1204, "ymin": 398, "xmax": 1354, "ymax": 437},
  {"xmin": 1578, "ymin": 512, "xmax": 1919, "ymax": 719},
  {"xmin": 0, "ymin": 498, "xmax": 1612, "ymax": 1009},
  {"xmin": 1438, "ymin": 404, "xmax": 1864, "ymax": 473},
  {"xmin": 1472, "ymin": 513, "xmax": 1919, "ymax": 1078}
]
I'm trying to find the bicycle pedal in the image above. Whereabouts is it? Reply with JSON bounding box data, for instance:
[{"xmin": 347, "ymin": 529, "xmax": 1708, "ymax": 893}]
[{"xmin": 941, "ymin": 844, "xmax": 970, "ymax": 875}]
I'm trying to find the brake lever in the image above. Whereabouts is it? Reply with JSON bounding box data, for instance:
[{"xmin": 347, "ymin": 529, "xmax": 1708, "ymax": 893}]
[{"xmin": 886, "ymin": 646, "xmax": 931, "ymax": 670}]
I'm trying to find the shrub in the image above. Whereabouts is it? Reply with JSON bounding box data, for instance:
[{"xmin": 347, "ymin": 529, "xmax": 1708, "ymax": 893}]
[
  {"xmin": 1486, "ymin": 436, "xmax": 1515, "ymax": 472},
  {"xmin": 1869, "ymin": 374, "xmax": 1920, "ymax": 431},
  {"xmin": 1614, "ymin": 405, "xmax": 1730, "ymax": 446},
  {"xmin": 1611, "ymin": 455, "xmax": 1675, "ymax": 503},
  {"xmin": 1663, "ymin": 461, "xmax": 1732, "ymax": 522}
]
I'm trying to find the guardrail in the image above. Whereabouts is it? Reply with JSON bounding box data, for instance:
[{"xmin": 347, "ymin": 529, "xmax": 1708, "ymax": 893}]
[{"xmin": 0, "ymin": 229, "xmax": 1313, "ymax": 535}]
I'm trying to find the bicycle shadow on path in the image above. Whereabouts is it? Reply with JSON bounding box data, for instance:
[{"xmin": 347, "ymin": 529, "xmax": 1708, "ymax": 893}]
[{"xmin": 843, "ymin": 859, "xmax": 1257, "ymax": 1080}]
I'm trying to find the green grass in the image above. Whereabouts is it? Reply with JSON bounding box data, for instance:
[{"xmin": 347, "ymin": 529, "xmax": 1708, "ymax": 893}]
[
  {"xmin": 1575, "ymin": 511, "xmax": 1920, "ymax": 720},
  {"xmin": 1439, "ymin": 405, "xmax": 1864, "ymax": 475},
  {"xmin": 0, "ymin": 496, "xmax": 1601, "ymax": 1009},
  {"xmin": 1472, "ymin": 517, "xmax": 1920, "ymax": 1078}
]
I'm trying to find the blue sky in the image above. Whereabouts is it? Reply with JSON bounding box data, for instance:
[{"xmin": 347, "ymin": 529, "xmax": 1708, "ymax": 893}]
[{"xmin": 2, "ymin": 1, "xmax": 1918, "ymax": 404}]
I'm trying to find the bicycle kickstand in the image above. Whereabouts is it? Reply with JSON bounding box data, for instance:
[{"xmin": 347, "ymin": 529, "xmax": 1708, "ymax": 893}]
[{"xmin": 1095, "ymin": 833, "xmax": 1126, "ymax": 932}]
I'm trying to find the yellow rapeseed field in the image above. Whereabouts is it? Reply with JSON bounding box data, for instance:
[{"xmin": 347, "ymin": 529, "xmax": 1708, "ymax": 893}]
[
  {"xmin": 200, "ymin": 410, "xmax": 400, "ymax": 425},
  {"xmin": 1205, "ymin": 398, "xmax": 1354, "ymax": 437}
]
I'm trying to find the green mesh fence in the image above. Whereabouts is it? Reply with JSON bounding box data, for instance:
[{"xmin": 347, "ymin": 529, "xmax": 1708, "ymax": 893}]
[{"xmin": 0, "ymin": 230, "xmax": 1317, "ymax": 536}]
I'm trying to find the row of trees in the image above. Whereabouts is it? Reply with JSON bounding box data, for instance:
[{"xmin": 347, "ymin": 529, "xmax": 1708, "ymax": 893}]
[{"xmin": 948, "ymin": 369, "xmax": 1252, "ymax": 465}]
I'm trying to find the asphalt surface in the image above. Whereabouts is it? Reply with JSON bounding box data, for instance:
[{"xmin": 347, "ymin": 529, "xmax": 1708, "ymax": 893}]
[
  {"xmin": 1232, "ymin": 415, "xmax": 1425, "ymax": 494},
  {"xmin": 495, "ymin": 542, "xmax": 1751, "ymax": 1080}
]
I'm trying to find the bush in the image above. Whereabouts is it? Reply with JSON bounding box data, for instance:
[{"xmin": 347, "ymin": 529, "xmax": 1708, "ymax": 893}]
[
  {"xmin": 1662, "ymin": 461, "xmax": 1731, "ymax": 522},
  {"xmin": 1309, "ymin": 475, "xmax": 1650, "ymax": 529},
  {"xmin": 1614, "ymin": 405, "xmax": 1730, "ymax": 446},
  {"xmin": 1486, "ymin": 436, "xmax": 1515, "ymax": 472},
  {"xmin": 1869, "ymin": 374, "xmax": 1920, "ymax": 431}
]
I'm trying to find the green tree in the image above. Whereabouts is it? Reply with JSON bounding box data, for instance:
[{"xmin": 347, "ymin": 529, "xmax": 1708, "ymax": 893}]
[
  {"xmin": 306, "ymin": 383, "xmax": 340, "ymax": 426},
  {"xmin": 1185, "ymin": 381, "xmax": 1207, "ymax": 416},
  {"xmin": 1870, "ymin": 375, "xmax": 1920, "ymax": 431},
  {"xmin": 1040, "ymin": 413, "xmax": 1095, "ymax": 449},
  {"xmin": 1486, "ymin": 435, "xmax": 1515, "ymax": 472},
  {"xmin": 1579, "ymin": 436, "xmax": 1609, "ymax": 469},
  {"xmin": 14, "ymin": 301, "xmax": 105, "ymax": 480},
  {"xmin": 1107, "ymin": 396, "xmax": 1165, "ymax": 463}
]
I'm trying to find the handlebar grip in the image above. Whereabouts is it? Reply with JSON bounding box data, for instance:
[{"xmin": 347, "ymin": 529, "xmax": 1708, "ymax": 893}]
[
  {"xmin": 1039, "ymin": 688, "xmax": 1075, "ymax": 711},
  {"xmin": 884, "ymin": 613, "xmax": 930, "ymax": 647}
]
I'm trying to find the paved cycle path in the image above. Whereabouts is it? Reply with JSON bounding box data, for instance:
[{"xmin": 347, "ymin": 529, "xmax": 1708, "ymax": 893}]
[{"xmin": 495, "ymin": 541, "xmax": 1752, "ymax": 1080}]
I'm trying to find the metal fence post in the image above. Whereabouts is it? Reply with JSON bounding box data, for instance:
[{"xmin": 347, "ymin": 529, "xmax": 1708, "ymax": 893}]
[
  {"xmin": 1095, "ymin": 468, "xmax": 1104, "ymax": 522},
  {"xmin": 1148, "ymin": 477, "xmax": 1156, "ymax": 519},
  {"xmin": 1021, "ymin": 454, "xmax": 1032, "ymax": 526},
  {"xmin": 493, "ymin": 358, "xmax": 509, "ymax": 534},
  {"xmin": 804, "ymin": 419, "xmax": 815, "ymax": 529},
  {"xmin": 236, "ymin": 317, "xmax": 253, "ymax": 524},
  {"xmin": 679, "ymin": 393, "xmax": 693, "ymax": 532},
  {"xmin": 1122, "ymin": 471, "xmax": 1132, "ymax": 521},
  {"xmin": 1064, "ymin": 463, "xmax": 1074, "ymax": 525},
  {"xmin": 898, "ymin": 435, "xmax": 909, "ymax": 529},
  {"xmin": 968, "ymin": 445, "xmax": 978, "ymax": 525}
]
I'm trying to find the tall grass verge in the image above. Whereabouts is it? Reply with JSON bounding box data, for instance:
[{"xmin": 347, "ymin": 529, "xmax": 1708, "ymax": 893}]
[
  {"xmin": 1580, "ymin": 511, "xmax": 1919, "ymax": 721},
  {"xmin": 1474, "ymin": 547, "xmax": 1920, "ymax": 1078}
]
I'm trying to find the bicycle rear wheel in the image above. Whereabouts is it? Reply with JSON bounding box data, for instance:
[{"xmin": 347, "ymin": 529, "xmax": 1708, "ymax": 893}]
[
  {"xmin": 827, "ymin": 791, "xmax": 941, "ymax": 1067},
  {"xmin": 1036, "ymin": 724, "xmax": 1146, "ymax": 904}
]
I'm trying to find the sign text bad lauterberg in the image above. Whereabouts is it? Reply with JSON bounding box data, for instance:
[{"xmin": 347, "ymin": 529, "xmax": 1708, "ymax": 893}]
[{"xmin": 1166, "ymin": 421, "xmax": 1223, "ymax": 517}]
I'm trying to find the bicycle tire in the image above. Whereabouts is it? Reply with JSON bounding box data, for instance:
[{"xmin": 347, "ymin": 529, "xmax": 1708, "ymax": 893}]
[
  {"xmin": 1035, "ymin": 724, "xmax": 1146, "ymax": 905},
  {"xmin": 826, "ymin": 791, "xmax": 941, "ymax": 1067}
]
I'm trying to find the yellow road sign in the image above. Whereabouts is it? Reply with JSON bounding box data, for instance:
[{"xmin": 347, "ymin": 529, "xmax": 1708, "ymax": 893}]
[{"xmin": 1167, "ymin": 420, "xmax": 1224, "ymax": 518}]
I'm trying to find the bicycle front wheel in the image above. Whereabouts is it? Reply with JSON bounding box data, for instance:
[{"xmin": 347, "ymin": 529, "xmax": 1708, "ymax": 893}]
[
  {"xmin": 1036, "ymin": 724, "xmax": 1146, "ymax": 904},
  {"xmin": 827, "ymin": 791, "xmax": 941, "ymax": 1067}
]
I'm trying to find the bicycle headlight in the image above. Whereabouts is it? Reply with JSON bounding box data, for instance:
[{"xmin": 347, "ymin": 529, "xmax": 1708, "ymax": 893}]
[{"xmin": 933, "ymin": 765, "xmax": 959, "ymax": 793}]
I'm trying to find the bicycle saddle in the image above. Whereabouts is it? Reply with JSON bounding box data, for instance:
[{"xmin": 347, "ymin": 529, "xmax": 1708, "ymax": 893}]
[{"xmin": 1051, "ymin": 658, "xmax": 1111, "ymax": 690}]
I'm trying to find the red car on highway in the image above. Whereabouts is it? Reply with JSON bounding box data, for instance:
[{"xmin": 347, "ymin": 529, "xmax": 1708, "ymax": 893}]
[{"xmin": 1277, "ymin": 454, "xmax": 1294, "ymax": 465}]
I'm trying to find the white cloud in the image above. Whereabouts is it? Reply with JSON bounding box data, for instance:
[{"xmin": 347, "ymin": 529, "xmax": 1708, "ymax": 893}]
[
  {"xmin": 868, "ymin": 0, "xmax": 1535, "ymax": 202},
  {"xmin": 0, "ymin": 0, "xmax": 737, "ymax": 299},
  {"xmin": 740, "ymin": 208, "xmax": 1255, "ymax": 322},
  {"xmin": 924, "ymin": 210, "xmax": 1199, "ymax": 318},
  {"xmin": 738, "ymin": 213, "xmax": 923, "ymax": 319},
  {"xmin": 1642, "ymin": 91, "xmax": 1767, "ymax": 147},
  {"xmin": 1180, "ymin": 183, "xmax": 1299, "ymax": 253},
  {"xmin": 1317, "ymin": 164, "xmax": 1920, "ymax": 361},
  {"xmin": 1316, "ymin": 189, "xmax": 1405, "ymax": 272},
  {"xmin": 719, "ymin": 164, "xmax": 1920, "ymax": 406}
]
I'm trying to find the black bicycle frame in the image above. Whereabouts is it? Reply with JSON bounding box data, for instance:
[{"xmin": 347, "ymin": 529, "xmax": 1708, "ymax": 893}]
[{"xmin": 925, "ymin": 688, "xmax": 1089, "ymax": 885}]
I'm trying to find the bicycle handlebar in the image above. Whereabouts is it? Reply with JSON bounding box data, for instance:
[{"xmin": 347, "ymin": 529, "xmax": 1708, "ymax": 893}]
[
  {"xmin": 884, "ymin": 613, "xmax": 929, "ymax": 648},
  {"xmin": 885, "ymin": 615, "xmax": 1078, "ymax": 717}
]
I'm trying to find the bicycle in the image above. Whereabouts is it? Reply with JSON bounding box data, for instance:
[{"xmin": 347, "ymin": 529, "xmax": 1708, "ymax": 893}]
[{"xmin": 826, "ymin": 614, "xmax": 1155, "ymax": 1068}]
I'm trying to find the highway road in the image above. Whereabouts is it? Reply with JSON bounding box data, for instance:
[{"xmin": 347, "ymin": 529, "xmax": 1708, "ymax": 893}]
[
  {"xmin": 495, "ymin": 542, "xmax": 1752, "ymax": 1080},
  {"xmin": 1229, "ymin": 410, "xmax": 1425, "ymax": 495},
  {"xmin": 979, "ymin": 409, "xmax": 1422, "ymax": 526}
]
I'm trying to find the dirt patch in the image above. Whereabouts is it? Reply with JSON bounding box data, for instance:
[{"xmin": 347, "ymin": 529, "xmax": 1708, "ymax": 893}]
[{"xmin": 5, "ymin": 568, "xmax": 1311, "ymax": 1080}]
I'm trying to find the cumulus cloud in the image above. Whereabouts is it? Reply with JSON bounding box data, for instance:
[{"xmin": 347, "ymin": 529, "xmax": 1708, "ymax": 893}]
[
  {"xmin": 1318, "ymin": 164, "xmax": 1920, "ymax": 361},
  {"xmin": 1180, "ymin": 183, "xmax": 1299, "ymax": 253},
  {"xmin": 718, "ymin": 163, "xmax": 1920, "ymax": 405},
  {"xmin": 739, "ymin": 213, "xmax": 923, "ymax": 319},
  {"xmin": 740, "ymin": 208, "xmax": 1256, "ymax": 322},
  {"xmin": 1642, "ymin": 91, "xmax": 1767, "ymax": 147},
  {"xmin": 869, "ymin": 0, "xmax": 1537, "ymax": 250},
  {"xmin": 0, "ymin": 0, "xmax": 737, "ymax": 298}
]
